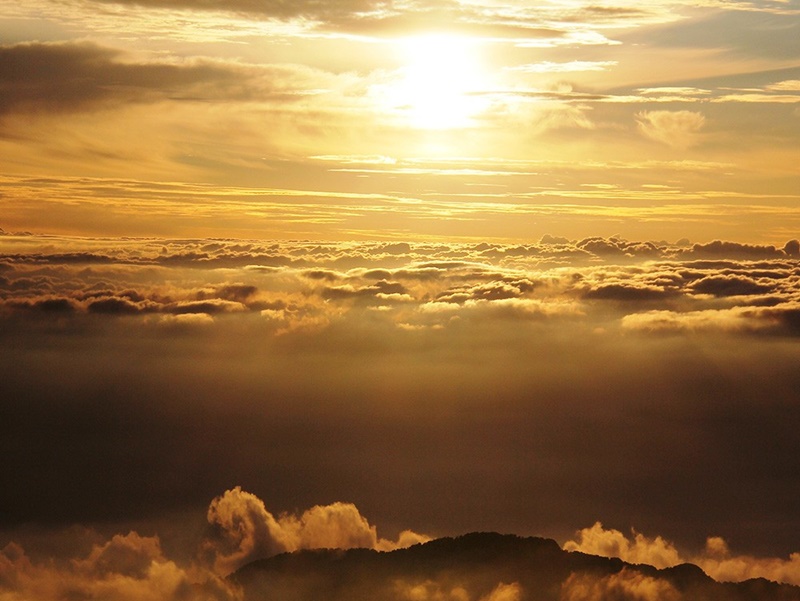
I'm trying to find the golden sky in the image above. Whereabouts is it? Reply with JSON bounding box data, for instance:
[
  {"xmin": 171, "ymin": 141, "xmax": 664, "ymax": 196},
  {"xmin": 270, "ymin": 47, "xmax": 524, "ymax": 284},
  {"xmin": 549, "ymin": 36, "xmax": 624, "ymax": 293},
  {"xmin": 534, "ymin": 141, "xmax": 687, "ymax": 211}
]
[
  {"xmin": 1, "ymin": 2, "xmax": 800, "ymax": 600},
  {"xmin": 1, "ymin": 0, "xmax": 799, "ymax": 242}
]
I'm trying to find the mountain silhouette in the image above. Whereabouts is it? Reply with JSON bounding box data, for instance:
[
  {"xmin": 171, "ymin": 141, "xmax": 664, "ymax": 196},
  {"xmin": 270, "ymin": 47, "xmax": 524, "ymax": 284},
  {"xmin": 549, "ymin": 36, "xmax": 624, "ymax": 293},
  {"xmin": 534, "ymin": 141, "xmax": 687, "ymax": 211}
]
[{"xmin": 231, "ymin": 532, "xmax": 800, "ymax": 600}]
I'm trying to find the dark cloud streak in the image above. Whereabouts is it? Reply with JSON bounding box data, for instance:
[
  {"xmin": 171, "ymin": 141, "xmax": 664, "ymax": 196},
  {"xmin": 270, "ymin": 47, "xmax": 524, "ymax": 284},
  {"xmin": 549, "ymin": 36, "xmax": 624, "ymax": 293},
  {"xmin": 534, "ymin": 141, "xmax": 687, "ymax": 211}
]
[
  {"xmin": 0, "ymin": 41, "xmax": 322, "ymax": 118},
  {"xmin": 84, "ymin": 0, "xmax": 393, "ymax": 20}
]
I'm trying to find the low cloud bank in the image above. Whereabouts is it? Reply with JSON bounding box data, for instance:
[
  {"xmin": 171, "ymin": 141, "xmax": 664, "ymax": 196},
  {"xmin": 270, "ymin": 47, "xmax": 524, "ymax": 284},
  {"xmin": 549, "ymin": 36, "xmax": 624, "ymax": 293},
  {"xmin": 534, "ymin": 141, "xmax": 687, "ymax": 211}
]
[
  {"xmin": 0, "ymin": 531, "xmax": 239, "ymax": 601},
  {"xmin": 3, "ymin": 492, "xmax": 800, "ymax": 601},
  {"xmin": 564, "ymin": 522, "xmax": 800, "ymax": 586}
]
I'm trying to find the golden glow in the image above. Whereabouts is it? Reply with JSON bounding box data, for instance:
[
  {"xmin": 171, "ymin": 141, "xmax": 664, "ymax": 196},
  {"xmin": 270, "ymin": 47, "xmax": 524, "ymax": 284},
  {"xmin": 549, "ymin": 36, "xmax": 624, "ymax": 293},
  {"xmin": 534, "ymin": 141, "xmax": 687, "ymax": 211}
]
[{"xmin": 385, "ymin": 34, "xmax": 490, "ymax": 129}]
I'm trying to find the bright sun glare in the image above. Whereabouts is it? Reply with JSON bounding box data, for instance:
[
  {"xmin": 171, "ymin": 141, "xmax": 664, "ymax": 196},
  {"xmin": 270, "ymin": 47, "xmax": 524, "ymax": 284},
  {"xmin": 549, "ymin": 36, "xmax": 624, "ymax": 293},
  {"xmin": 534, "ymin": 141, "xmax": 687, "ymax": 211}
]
[{"xmin": 385, "ymin": 34, "xmax": 489, "ymax": 129}]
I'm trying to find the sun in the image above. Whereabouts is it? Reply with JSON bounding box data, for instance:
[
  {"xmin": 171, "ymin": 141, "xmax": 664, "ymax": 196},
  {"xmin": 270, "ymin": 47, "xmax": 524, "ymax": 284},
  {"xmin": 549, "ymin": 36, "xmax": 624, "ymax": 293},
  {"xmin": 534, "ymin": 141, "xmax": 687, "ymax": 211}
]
[{"xmin": 383, "ymin": 34, "xmax": 490, "ymax": 130}]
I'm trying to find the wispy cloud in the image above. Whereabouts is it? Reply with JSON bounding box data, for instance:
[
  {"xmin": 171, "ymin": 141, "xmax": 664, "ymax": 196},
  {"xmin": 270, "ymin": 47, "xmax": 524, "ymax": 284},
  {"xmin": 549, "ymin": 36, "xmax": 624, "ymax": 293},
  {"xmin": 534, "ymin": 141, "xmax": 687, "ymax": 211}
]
[
  {"xmin": 636, "ymin": 110, "xmax": 706, "ymax": 148},
  {"xmin": 506, "ymin": 61, "xmax": 618, "ymax": 74}
]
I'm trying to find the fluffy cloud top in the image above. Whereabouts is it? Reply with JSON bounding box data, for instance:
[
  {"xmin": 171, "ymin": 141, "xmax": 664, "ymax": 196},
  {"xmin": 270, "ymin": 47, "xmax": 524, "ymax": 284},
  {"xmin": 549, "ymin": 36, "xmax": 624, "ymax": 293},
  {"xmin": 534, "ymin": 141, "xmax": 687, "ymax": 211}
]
[
  {"xmin": 201, "ymin": 487, "xmax": 430, "ymax": 575},
  {"xmin": 4, "ymin": 235, "xmax": 798, "ymax": 337},
  {"xmin": 564, "ymin": 523, "xmax": 681, "ymax": 570}
]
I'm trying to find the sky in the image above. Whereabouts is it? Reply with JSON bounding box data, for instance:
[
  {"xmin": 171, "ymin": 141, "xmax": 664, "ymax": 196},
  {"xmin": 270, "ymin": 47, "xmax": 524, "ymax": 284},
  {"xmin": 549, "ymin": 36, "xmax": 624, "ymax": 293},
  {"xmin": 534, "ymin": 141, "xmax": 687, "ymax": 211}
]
[{"xmin": 1, "ymin": 0, "xmax": 800, "ymax": 599}]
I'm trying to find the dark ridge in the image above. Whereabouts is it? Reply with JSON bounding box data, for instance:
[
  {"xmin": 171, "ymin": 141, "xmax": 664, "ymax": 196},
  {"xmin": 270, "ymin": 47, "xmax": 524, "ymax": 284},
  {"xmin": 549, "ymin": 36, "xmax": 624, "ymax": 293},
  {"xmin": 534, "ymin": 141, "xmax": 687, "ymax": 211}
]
[
  {"xmin": 231, "ymin": 532, "xmax": 800, "ymax": 601},
  {"xmin": 660, "ymin": 561, "xmax": 715, "ymax": 587}
]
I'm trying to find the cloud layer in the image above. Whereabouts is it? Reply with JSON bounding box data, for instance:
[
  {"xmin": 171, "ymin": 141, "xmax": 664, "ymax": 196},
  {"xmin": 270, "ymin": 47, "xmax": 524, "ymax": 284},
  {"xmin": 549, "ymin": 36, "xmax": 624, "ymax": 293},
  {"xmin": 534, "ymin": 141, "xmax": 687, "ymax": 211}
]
[
  {"xmin": 1, "ymin": 233, "xmax": 799, "ymax": 564},
  {"xmin": 3, "ymin": 234, "xmax": 799, "ymax": 338}
]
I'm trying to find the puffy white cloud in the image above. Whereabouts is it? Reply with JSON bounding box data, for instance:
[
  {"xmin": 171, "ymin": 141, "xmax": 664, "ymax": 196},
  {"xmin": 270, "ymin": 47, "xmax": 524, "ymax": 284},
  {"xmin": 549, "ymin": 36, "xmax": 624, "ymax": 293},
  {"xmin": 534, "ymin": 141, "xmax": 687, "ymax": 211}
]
[
  {"xmin": 286, "ymin": 502, "xmax": 381, "ymax": 550},
  {"xmin": 200, "ymin": 487, "xmax": 431, "ymax": 576},
  {"xmin": 564, "ymin": 522, "xmax": 681, "ymax": 569},
  {"xmin": 201, "ymin": 487, "xmax": 294, "ymax": 576}
]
